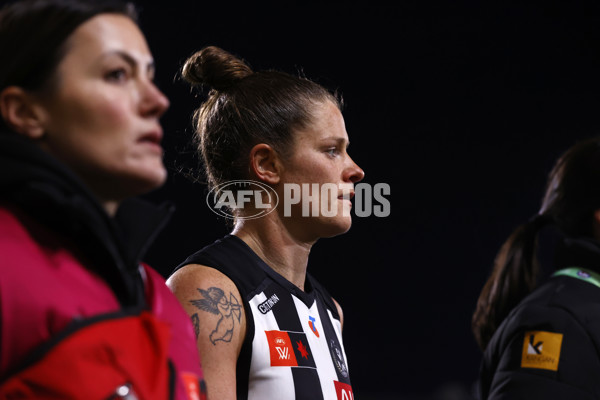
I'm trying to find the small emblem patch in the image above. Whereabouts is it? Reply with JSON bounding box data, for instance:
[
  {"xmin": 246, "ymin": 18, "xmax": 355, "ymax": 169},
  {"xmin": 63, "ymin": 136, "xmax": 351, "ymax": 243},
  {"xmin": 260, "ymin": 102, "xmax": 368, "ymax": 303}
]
[
  {"xmin": 308, "ymin": 315, "xmax": 320, "ymax": 337},
  {"xmin": 181, "ymin": 372, "xmax": 207, "ymax": 400},
  {"xmin": 329, "ymin": 339, "xmax": 349, "ymax": 378},
  {"xmin": 334, "ymin": 381, "xmax": 354, "ymax": 400},
  {"xmin": 265, "ymin": 330, "xmax": 316, "ymax": 368},
  {"xmin": 521, "ymin": 330, "xmax": 563, "ymax": 371},
  {"xmin": 258, "ymin": 294, "xmax": 280, "ymax": 314}
]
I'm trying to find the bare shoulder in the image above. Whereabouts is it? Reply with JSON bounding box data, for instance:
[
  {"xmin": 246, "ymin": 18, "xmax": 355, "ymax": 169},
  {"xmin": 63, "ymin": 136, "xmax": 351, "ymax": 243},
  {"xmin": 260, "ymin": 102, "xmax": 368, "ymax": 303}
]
[
  {"xmin": 167, "ymin": 264, "xmax": 238, "ymax": 298},
  {"xmin": 167, "ymin": 264, "xmax": 245, "ymax": 400},
  {"xmin": 166, "ymin": 264, "xmax": 245, "ymax": 343}
]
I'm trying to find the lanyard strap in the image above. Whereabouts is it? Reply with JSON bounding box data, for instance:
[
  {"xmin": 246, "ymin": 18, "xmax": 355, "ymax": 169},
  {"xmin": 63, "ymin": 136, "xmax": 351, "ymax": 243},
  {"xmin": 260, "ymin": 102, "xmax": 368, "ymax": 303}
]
[{"xmin": 552, "ymin": 267, "xmax": 600, "ymax": 289}]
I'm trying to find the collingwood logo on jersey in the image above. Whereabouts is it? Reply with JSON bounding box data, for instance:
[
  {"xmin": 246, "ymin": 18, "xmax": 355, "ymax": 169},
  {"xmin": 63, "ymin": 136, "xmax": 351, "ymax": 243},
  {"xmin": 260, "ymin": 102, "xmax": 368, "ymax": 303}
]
[
  {"xmin": 329, "ymin": 339, "xmax": 349, "ymax": 378},
  {"xmin": 258, "ymin": 293, "xmax": 280, "ymax": 314}
]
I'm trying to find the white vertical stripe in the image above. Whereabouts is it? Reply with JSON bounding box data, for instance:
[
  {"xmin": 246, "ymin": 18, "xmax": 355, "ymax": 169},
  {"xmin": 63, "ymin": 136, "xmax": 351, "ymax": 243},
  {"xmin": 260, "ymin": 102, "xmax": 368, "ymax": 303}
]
[
  {"xmin": 247, "ymin": 292, "xmax": 296, "ymax": 400},
  {"xmin": 292, "ymin": 296, "xmax": 340, "ymax": 400}
]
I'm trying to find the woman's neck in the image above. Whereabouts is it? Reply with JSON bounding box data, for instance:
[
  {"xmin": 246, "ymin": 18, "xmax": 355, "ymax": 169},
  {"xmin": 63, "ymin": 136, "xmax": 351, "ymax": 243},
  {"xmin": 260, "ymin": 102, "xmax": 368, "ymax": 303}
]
[{"xmin": 232, "ymin": 216, "xmax": 314, "ymax": 291}]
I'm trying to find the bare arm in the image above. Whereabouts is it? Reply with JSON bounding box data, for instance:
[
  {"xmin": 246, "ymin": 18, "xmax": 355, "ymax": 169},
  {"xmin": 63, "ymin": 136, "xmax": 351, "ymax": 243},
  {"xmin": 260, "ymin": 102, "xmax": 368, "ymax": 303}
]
[{"xmin": 167, "ymin": 265, "xmax": 246, "ymax": 400}]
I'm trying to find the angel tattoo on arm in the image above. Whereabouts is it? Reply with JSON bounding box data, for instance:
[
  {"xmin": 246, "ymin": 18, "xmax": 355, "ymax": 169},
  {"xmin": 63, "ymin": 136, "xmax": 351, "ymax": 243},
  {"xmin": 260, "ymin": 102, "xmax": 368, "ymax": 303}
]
[{"xmin": 191, "ymin": 287, "xmax": 242, "ymax": 345}]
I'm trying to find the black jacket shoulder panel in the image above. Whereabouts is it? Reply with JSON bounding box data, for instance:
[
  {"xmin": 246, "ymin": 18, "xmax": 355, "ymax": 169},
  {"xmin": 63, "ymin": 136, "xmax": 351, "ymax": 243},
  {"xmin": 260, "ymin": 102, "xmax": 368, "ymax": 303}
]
[{"xmin": 480, "ymin": 276, "xmax": 600, "ymax": 399}]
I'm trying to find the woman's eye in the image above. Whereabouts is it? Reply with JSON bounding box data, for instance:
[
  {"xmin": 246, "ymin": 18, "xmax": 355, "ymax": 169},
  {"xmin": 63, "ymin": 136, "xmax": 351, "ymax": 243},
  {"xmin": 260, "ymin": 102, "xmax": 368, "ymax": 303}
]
[
  {"xmin": 326, "ymin": 148, "xmax": 340, "ymax": 157},
  {"xmin": 105, "ymin": 68, "xmax": 129, "ymax": 82}
]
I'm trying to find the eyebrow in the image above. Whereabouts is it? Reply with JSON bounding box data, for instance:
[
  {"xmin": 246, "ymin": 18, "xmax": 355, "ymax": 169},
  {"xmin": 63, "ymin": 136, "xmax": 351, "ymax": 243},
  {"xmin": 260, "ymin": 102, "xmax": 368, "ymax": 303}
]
[
  {"xmin": 323, "ymin": 137, "xmax": 350, "ymax": 148},
  {"xmin": 101, "ymin": 50, "xmax": 155, "ymax": 73}
]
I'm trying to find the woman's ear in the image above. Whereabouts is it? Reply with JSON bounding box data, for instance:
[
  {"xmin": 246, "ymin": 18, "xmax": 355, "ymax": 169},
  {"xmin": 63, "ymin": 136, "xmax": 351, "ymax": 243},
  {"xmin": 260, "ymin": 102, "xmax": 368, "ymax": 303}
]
[
  {"xmin": 0, "ymin": 86, "xmax": 46, "ymax": 139},
  {"xmin": 249, "ymin": 143, "xmax": 281, "ymax": 185}
]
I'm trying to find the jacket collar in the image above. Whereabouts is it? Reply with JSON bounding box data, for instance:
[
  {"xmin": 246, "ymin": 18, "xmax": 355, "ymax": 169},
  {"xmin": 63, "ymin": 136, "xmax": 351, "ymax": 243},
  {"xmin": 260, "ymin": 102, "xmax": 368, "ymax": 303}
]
[
  {"xmin": 554, "ymin": 235, "xmax": 600, "ymax": 274},
  {"xmin": 0, "ymin": 132, "xmax": 173, "ymax": 307}
]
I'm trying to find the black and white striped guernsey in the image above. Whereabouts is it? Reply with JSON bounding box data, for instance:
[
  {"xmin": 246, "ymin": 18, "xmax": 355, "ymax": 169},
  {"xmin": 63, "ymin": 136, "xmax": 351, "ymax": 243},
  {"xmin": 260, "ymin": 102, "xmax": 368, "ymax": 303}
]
[{"xmin": 175, "ymin": 235, "xmax": 354, "ymax": 400}]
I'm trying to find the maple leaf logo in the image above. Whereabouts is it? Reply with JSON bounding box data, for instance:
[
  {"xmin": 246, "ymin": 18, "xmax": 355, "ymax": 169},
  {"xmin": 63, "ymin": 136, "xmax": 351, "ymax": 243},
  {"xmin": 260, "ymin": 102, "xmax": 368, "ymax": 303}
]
[{"xmin": 297, "ymin": 340, "xmax": 309, "ymax": 359}]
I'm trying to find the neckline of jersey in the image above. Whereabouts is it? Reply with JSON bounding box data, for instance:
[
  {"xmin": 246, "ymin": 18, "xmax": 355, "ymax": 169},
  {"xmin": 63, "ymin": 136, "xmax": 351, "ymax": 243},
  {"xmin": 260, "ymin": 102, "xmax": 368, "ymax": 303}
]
[{"xmin": 227, "ymin": 234, "xmax": 317, "ymax": 307}]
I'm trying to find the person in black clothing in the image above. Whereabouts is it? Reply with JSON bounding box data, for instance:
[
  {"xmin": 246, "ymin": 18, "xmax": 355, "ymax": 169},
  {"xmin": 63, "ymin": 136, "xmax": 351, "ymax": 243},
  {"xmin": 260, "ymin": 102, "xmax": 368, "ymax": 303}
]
[
  {"xmin": 167, "ymin": 46, "xmax": 364, "ymax": 400},
  {"xmin": 473, "ymin": 137, "xmax": 600, "ymax": 399}
]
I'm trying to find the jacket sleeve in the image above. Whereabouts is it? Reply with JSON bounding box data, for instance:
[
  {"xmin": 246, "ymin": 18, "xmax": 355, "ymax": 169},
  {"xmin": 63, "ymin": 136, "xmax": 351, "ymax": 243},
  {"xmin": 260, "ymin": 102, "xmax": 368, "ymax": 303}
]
[
  {"xmin": 483, "ymin": 301, "xmax": 600, "ymax": 400},
  {"xmin": 488, "ymin": 371, "xmax": 595, "ymax": 399}
]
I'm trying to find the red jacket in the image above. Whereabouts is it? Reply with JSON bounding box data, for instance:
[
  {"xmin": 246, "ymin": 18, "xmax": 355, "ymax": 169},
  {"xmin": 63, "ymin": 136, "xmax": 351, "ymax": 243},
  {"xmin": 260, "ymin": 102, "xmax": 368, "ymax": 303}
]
[{"xmin": 0, "ymin": 134, "xmax": 205, "ymax": 399}]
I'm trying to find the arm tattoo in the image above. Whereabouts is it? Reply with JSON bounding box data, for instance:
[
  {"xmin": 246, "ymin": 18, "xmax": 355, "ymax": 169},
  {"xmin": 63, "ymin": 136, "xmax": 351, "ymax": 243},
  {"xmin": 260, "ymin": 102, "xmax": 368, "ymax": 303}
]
[
  {"xmin": 190, "ymin": 287, "xmax": 242, "ymax": 345},
  {"xmin": 191, "ymin": 313, "xmax": 200, "ymax": 339}
]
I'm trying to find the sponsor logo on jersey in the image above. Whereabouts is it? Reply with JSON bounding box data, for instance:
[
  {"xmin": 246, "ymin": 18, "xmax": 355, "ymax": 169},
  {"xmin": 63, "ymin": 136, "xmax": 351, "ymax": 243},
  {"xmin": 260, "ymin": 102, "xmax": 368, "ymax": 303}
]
[
  {"xmin": 334, "ymin": 381, "xmax": 354, "ymax": 400},
  {"xmin": 265, "ymin": 330, "xmax": 316, "ymax": 368},
  {"xmin": 521, "ymin": 330, "xmax": 563, "ymax": 371},
  {"xmin": 181, "ymin": 372, "xmax": 207, "ymax": 400},
  {"xmin": 329, "ymin": 339, "xmax": 349, "ymax": 378},
  {"xmin": 258, "ymin": 294, "xmax": 280, "ymax": 314},
  {"xmin": 308, "ymin": 315, "xmax": 320, "ymax": 337},
  {"xmin": 297, "ymin": 340, "xmax": 309, "ymax": 359}
]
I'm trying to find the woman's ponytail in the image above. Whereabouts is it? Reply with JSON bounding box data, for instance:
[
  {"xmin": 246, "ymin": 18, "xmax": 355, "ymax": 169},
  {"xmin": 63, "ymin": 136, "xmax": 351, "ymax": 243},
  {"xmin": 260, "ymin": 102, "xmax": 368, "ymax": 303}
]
[
  {"xmin": 472, "ymin": 214, "xmax": 550, "ymax": 350},
  {"xmin": 473, "ymin": 137, "xmax": 600, "ymax": 351}
]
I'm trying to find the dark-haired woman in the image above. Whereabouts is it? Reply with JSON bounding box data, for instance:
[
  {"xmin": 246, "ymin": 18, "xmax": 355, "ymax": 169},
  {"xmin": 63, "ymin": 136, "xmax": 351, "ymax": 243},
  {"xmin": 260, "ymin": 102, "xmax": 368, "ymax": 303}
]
[
  {"xmin": 0, "ymin": 1, "xmax": 205, "ymax": 398},
  {"xmin": 167, "ymin": 46, "xmax": 363, "ymax": 400},
  {"xmin": 473, "ymin": 137, "xmax": 600, "ymax": 399}
]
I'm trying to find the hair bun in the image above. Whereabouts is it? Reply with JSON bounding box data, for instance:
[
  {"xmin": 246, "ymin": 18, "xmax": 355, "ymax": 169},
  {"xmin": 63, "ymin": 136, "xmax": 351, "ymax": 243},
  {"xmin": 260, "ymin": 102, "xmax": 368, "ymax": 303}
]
[{"xmin": 182, "ymin": 45, "xmax": 253, "ymax": 91}]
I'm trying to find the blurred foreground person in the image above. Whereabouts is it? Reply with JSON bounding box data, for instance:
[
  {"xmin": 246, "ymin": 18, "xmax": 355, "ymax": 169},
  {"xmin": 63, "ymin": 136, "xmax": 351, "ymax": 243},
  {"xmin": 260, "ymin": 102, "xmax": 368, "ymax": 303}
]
[{"xmin": 0, "ymin": 1, "xmax": 205, "ymax": 398}]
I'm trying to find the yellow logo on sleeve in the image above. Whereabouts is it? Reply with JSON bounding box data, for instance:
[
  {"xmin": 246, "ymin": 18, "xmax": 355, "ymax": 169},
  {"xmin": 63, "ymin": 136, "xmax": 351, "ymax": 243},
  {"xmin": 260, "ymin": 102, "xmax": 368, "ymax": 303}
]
[{"xmin": 521, "ymin": 330, "xmax": 563, "ymax": 371}]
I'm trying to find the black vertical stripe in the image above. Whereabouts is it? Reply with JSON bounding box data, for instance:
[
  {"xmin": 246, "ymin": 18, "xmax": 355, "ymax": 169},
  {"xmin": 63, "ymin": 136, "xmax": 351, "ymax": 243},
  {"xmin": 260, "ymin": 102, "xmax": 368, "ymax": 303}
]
[
  {"xmin": 236, "ymin": 301, "xmax": 254, "ymax": 400},
  {"xmin": 288, "ymin": 331, "xmax": 316, "ymax": 368},
  {"xmin": 264, "ymin": 282, "xmax": 303, "ymax": 330},
  {"xmin": 292, "ymin": 368, "xmax": 323, "ymax": 400},
  {"xmin": 315, "ymin": 292, "xmax": 352, "ymax": 385},
  {"xmin": 263, "ymin": 283, "xmax": 325, "ymax": 400}
]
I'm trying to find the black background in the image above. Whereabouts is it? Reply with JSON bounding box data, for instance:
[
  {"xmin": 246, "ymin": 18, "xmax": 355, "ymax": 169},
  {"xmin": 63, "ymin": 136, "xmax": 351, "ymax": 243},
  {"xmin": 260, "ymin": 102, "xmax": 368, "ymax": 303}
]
[{"xmin": 132, "ymin": 2, "xmax": 600, "ymax": 399}]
